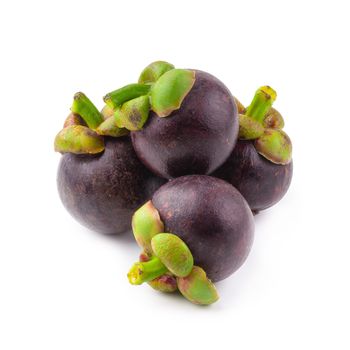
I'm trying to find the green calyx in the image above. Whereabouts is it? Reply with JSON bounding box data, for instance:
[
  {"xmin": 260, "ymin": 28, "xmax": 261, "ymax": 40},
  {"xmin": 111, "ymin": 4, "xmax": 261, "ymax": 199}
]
[
  {"xmin": 128, "ymin": 211, "xmax": 220, "ymax": 305},
  {"xmin": 100, "ymin": 104, "xmax": 115, "ymax": 120},
  {"xmin": 132, "ymin": 201, "xmax": 164, "ymax": 255},
  {"xmin": 103, "ymin": 84, "xmax": 151, "ymax": 109},
  {"xmin": 137, "ymin": 251, "xmax": 178, "ymax": 293},
  {"xmin": 63, "ymin": 113, "xmax": 86, "ymax": 128},
  {"xmin": 236, "ymin": 85, "xmax": 292, "ymax": 164},
  {"xmin": 151, "ymin": 233, "xmax": 194, "ymax": 278},
  {"xmin": 177, "ymin": 266, "xmax": 219, "ymax": 305},
  {"xmin": 96, "ymin": 115, "xmax": 129, "ymax": 137},
  {"xmin": 150, "ymin": 69, "xmax": 196, "ymax": 117},
  {"xmin": 114, "ymin": 95, "xmax": 150, "ymax": 131},
  {"xmin": 239, "ymin": 114, "xmax": 265, "ymax": 140},
  {"xmin": 54, "ymin": 125, "xmax": 104, "ymax": 154},
  {"xmin": 138, "ymin": 61, "xmax": 175, "ymax": 84},
  {"xmin": 128, "ymin": 232, "xmax": 194, "ymax": 282},
  {"xmin": 148, "ymin": 273, "xmax": 178, "ymax": 293},
  {"xmin": 255, "ymin": 128, "xmax": 292, "ymax": 164},
  {"xmin": 71, "ymin": 92, "xmax": 104, "ymax": 129},
  {"xmin": 263, "ymin": 107, "xmax": 285, "ymax": 129}
]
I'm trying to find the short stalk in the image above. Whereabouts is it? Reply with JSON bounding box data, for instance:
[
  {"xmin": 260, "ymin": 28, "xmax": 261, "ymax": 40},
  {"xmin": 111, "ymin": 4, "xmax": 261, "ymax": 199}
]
[
  {"xmin": 103, "ymin": 84, "xmax": 151, "ymax": 109},
  {"xmin": 245, "ymin": 86, "xmax": 277, "ymax": 123},
  {"xmin": 127, "ymin": 256, "xmax": 168, "ymax": 285}
]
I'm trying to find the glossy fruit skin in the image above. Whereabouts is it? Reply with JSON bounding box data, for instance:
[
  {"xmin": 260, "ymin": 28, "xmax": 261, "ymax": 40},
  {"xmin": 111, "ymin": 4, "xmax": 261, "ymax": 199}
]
[
  {"xmin": 213, "ymin": 140, "xmax": 293, "ymax": 212},
  {"xmin": 131, "ymin": 70, "xmax": 238, "ymax": 179},
  {"xmin": 152, "ymin": 175, "xmax": 254, "ymax": 282},
  {"xmin": 57, "ymin": 136, "xmax": 166, "ymax": 234}
]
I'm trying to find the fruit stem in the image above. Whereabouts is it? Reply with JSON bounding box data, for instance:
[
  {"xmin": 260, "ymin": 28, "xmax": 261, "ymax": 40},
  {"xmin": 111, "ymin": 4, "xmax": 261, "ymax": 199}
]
[
  {"xmin": 103, "ymin": 84, "xmax": 151, "ymax": 109},
  {"xmin": 71, "ymin": 92, "xmax": 104, "ymax": 129},
  {"xmin": 245, "ymin": 86, "xmax": 277, "ymax": 123},
  {"xmin": 127, "ymin": 256, "xmax": 168, "ymax": 285}
]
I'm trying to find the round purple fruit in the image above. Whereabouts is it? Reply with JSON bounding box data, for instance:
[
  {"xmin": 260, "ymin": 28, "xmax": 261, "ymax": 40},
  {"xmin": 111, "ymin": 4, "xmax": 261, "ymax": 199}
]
[
  {"xmin": 55, "ymin": 93, "xmax": 165, "ymax": 234},
  {"xmin": 127, "ymin": 175, "xmax": 255, "ymax": 305},
  {"xmin": 213, "ymin": 140, "xmax": 293, "ymax": 212},
  {"xmin": 214, "ymin": 87, "xmax": 293, "ymax": 213},
  {"xmin": 129, "ymin": 62, "xmax": 239, "ymax": 179}
]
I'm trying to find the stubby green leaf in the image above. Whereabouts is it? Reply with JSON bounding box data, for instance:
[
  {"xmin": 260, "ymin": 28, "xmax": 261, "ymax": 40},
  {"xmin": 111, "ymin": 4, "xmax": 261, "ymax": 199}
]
[
  {"xmin": 103, "ymin": 84, "xmax": 151, "ymax": 109},
  {"xmin": 255, "ymin": 128, "xmax": 292, "ymax": 165},
  {"xmin": 132, "ymin": 201, "xmax": 164, "ymax": 255},
  {"xmin": 177, "ymin": 266, "xmax": 219, "ymax": 306},
  {"xmin": 150, "ymin": 69, "xmax": 195, "ymax": 117},
  {"xmin": 114, "ymin": 95, "xmax": 150, "ymax": 131},
  {"xmin": 63, "ymin": 113, "xmax": 86, "ymax": 128},
  {"xmin": 151, "ymin": 233, "xmax": 193, "ymax": 277},
  {"xmin": 96, "ymin": 115, "xmax": 129, "ymax": 137},
  {"xmin": 100, "ymin": 104, "xmax": 115, "ymax": 120},
  {"xmin": 54, "ymin": 125, "xmax": 104, "ymax": 154},
  {"xmin": 148, "ymin": 273, "xmax": 178, "ymax": 293},
  {"xmin": 239, "ymin": 114, "xmax": 265, "ymax": 140},
  {"xmin": 138, "ymin": 61, "xmax": 175, "ymax": 84},
  {"xmin": 263, "ymin": 107, "xmax": 285, "ymax": 129}
]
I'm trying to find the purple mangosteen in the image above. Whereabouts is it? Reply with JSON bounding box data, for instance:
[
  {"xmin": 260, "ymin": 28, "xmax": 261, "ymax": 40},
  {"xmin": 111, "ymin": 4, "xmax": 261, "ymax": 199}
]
[
  {"xmin": 127, "ymin": 175, "xmax": 255, "ymax": 305},
  {"xmin": 213, "ymin": 86, "xmax": 293, "ymax": 213},
  {"xmin": 103, "ymin": 61, "xmax": 239, "ymax": 179},
  {"xmin": 55, "ymin": 93, "xmax": 165, "ymax": 234}
]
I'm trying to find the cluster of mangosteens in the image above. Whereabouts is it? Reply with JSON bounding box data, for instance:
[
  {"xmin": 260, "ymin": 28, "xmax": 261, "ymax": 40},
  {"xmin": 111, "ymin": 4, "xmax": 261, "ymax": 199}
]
[{"xmin": 55, "ymin": 61, "xmax": 293, "ymax": 306}]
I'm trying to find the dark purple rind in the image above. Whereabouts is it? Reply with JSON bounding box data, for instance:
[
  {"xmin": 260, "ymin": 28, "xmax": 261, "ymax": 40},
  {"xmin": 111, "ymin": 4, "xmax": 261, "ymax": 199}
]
[
  {"xmin": 213, "ymin": 140, "xmax": 293, "ymax": 212},
  {"xmin": 152, "ymin": 175, "xmax": 254, "ymax": 282},
  {"xmin": 57, "ymin": 136, "xmax": 166, "ymax": 234},
  {"xmin": 131, "ymin": 70, "xmax": 238, "ymax": 179}
]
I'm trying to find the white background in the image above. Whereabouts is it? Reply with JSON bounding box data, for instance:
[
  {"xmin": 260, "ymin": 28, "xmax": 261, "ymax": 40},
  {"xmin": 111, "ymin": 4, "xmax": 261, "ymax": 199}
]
[{"xmin": 1, "ymin": 0, "xmax": 349, "ymax": 349}]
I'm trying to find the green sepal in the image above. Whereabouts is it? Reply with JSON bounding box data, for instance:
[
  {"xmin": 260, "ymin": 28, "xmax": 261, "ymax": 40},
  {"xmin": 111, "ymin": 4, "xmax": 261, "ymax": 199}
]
[
  {"xmin": 63, "ymin": 113, "xmax": 86, "ymax": 128},
  {"xmin": 114, "ymin": 95, "xmax": 150, "ymax": 131},
  {"xmin": 54, "ymin": 125, "xmax": 104, "ymax": 154},
  {"xmin": 148, "ymin": 273, "xmax": 178, "ymax": 293},
  {"xmin": 138, "ymin": 61, "xmax": 175, "ymax": 84},
  {"xmin": 132, "ymin": 201, "xmax": 164, "ymax": 255},
  {"xmin": 177, "ymin": 266, "xmax": 219, "ymax": 306},
  {"xmin": 151, "ymin": 233, "xmax": 194, "ymax": 277},
  {"xmin": 255, "ymin": 128, "xmax": 292, "ymax": 165},
  {"xmin": 96, "ymin": 115, "xmax": 129, "ymax": 137},
  {"xmin": 263, "ymin": 107, "xmax": 285, "ymax": 129},
  {"xmin": 100, "ymin": 104, "xmax": 115, "ymax": 120},
  {"xmin": 239, "ymin": 114, "xmax": 265, "ymax": 140},
  {"xmin": 71, "ymin": 92, "xmax": 103, "ymax": 129},
  {"xmin": 150, "ymin": 69, "xmax": 195, "ymax": 117},
  {"xmin": 103, "ymin": 84, "xmax": 151, "ymax": 109}
]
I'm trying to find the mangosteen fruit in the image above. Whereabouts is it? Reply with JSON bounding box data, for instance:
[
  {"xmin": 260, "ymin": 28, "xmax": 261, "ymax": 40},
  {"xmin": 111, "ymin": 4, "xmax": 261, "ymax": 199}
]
[
  {"xmin": 213, "ymin": 86, "xmax": 293, "ymax": 213},
  {"xmin": 127, "ymin": 175, "xmax": 255, "ymax": 305},
  {"xmin": 55, "ymin": 92, "xmax": 166, "ymax": 234},
  {"xmin": 102, "ymin": 61, "xmax": 239, "ymax": 179}
]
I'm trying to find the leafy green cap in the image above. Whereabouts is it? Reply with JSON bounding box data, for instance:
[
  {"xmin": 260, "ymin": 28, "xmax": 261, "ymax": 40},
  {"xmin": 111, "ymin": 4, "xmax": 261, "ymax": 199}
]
[
  {"xmin": 177, "ymin": 266, "xmax": 219, "ymax": 306},
  {"xmin": 54, "ymin": 125, "xmax": 104, "ymax": 154},
  {"xmin": 138, "ymin": 61, "xmax": 175, "ymax": 84},
  {"xmin": 151, "ymin": 233, "xmax": 194, "ymax": 277},
  {"xmin": 150, "ymin": 69, "xmax": 195, "ymax": 117}
]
